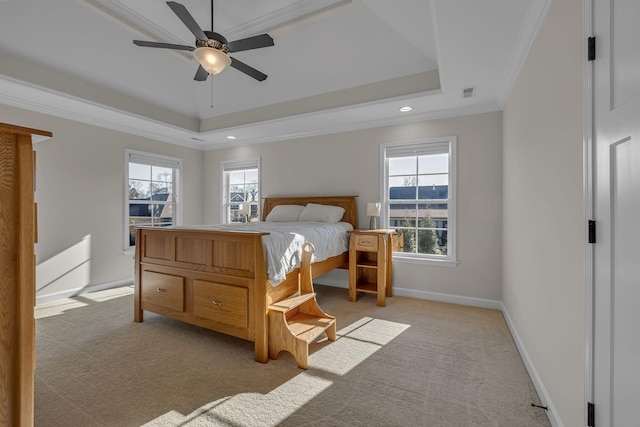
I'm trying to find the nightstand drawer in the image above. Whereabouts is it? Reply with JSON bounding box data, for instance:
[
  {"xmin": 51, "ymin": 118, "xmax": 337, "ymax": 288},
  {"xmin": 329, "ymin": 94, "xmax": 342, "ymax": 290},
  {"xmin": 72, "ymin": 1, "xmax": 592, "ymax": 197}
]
[{"xmin": 354, "ymin": 234, "xmax": 379, "ymax": 252}]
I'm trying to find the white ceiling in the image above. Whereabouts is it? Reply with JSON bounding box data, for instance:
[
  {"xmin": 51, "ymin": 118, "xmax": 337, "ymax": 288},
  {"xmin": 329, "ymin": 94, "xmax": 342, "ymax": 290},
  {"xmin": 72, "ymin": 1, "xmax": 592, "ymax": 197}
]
[{"xmin": 0, "ymin": 0, "xmax": 549, "ymax": 150}]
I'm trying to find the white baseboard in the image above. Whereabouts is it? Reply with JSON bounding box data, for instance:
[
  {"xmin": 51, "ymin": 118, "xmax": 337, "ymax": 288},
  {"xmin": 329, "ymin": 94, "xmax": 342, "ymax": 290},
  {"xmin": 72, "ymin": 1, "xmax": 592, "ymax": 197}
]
[
  {"xmin": 314, "ymin": 279, "xmax": 502, "ymax": 310},
  {"xmin": 36, "ymin": 277, "xmax": 134, "ymax": 306},
  {"xmin": 501, "ymin": 304, "xmax": 563, "ymax": 427}
]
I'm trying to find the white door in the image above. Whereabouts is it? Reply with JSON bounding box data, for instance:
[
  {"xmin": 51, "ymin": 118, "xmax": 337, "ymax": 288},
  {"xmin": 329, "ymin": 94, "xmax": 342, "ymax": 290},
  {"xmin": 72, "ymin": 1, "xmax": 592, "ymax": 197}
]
[{"xmin": 592, "ymin": 0, "xmax": 640, "ymax": 425}]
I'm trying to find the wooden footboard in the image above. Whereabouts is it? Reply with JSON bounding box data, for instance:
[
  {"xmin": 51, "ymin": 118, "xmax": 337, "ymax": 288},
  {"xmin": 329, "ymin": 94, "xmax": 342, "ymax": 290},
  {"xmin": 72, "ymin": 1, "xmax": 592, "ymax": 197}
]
[
  {"xmin": 134, "ymin": 227, "xmax": 348, "ymax": 363},
  {"xmin": 134, "ymin": 227, "xmax": 273, "ymax": 361},
  {"xmin": 133, "ymin": 195, "xmax": 357, "ymax": 363}
]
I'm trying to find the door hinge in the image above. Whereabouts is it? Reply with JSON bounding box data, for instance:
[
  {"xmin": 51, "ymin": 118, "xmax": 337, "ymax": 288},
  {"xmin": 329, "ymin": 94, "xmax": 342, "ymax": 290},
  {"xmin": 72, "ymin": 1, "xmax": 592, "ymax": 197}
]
[
  {"xmin": 588, "ymin": 37, "xmax": 596, "ymax": 61},
  {"xmin": 587, "ymin": 401, "xmax": 595, "ymax": 426},
  {"xmin": 588, "ymin": 220, "xmax": 596, "ymax": 243}
]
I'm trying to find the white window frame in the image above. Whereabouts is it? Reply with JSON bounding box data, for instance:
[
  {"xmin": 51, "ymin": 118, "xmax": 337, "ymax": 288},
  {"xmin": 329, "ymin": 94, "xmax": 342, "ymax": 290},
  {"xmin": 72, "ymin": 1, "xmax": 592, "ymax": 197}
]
[
  {"xmin": 221, "ymin": 157, "xmax": 261, "ymax": 224},
  {"xmin": 124, "ymin": 149, "xmax": 182, "ymax": 252},
  {"xmin": 379, "ymin": 136, "xmax": 457, "ymax": 266}
]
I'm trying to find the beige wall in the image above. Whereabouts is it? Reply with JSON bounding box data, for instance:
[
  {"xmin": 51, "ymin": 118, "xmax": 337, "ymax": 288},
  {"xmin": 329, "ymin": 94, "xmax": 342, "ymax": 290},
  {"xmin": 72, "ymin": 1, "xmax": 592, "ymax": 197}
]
[
  {"xmin": 502, "ymin": 0, "xmax": 585, "ymax": 425},
  {"xmin": 204, "ymin": 112, "xmax": 503, "ymax": 302},
  {"xmin": 0, "ymin": 104, "xmax": 204, "ymax": 302}
]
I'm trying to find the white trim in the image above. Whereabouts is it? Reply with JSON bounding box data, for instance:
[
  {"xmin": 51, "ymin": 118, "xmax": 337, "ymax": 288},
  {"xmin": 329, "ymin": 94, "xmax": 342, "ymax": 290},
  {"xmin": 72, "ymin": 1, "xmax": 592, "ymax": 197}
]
[
  {"xmin": 0, "ymin": 72, "xmax": 501, "ymax": 151},
  {"xmin": 501, "ymin": 304, "xmax": 563, "ymax": 427},
  {"xmin": 392, "ymin": 255, "xmax": 458, "ymax": 267},
  {"xmin": 379, "ymin": 136, "xmax": 457, "ymax": 264},
  {"xmin": 124, "ymin": 149, "xmax": 183, "ymax": 251},
  {"xmin": 315, "ymin": 280, "xmax": 501, "ymax": 310},
  {"xmin": 220, "ymin": 157, "xmax": 261, "ymax": 224},
  {"xmin": 395, "ymin": 287, "xmax": 501, "ymax": 310},
  {"xmin": 497, "ymin": 0, "xmax": 553, "ymax": 108},
  {"xmin": 583, "ymin": 0, "xmax": 595, "ymax": 416},
  {"xmin": 35, "ymin": 277, "xmax": 134, "ymax": 306},
  {"xmin": 0, "ymin": 76, "xmax": 203, "ymax": 149}
]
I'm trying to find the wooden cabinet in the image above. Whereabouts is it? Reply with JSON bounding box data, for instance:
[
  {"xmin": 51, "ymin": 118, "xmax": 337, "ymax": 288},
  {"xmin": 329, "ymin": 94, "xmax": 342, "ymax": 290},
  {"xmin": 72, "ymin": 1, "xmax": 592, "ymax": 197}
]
[
  {"xmin": 348, "ymin": 229, "xmax": 395, "ymax": 307},
  {"xmin": 0, "ymin": 122, "xmax": 51, "ymax": 427}
]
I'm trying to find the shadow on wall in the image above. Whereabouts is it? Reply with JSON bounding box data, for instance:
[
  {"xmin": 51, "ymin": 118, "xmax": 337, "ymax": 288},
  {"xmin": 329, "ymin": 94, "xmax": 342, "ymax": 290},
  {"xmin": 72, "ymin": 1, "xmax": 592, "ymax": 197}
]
[{"xmin": 36, "ymin": 235, "xmax": 91, "ymax": 304}]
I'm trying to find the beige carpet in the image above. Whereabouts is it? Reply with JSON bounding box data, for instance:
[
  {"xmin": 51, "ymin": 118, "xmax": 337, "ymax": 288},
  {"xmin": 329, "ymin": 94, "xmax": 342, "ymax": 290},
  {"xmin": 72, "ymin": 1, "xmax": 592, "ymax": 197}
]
[{"xmin": 34, "ymin": 285, "xmax": 550, "ymax": 427}]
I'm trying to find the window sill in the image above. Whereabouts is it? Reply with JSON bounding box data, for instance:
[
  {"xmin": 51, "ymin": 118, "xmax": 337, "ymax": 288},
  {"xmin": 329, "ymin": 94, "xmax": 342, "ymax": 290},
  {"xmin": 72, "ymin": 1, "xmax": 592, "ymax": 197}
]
[{"xmin": 392, "ymin": 254, "xmax": 458, "ymax": 267}]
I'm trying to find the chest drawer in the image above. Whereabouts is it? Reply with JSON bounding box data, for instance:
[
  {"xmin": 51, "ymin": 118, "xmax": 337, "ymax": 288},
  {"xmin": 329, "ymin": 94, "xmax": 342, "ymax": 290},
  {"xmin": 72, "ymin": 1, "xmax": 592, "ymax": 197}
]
[
  {"xmin": 193, "ymin": 280, "xmax": 248, "ymax": 329},
  {"xmin": 141, "ymin": 270, "xmax": 185, "ymax": 312},
  {"xmin": 353, "ymin": 234, "xmax": 379, "ymax": 252}
]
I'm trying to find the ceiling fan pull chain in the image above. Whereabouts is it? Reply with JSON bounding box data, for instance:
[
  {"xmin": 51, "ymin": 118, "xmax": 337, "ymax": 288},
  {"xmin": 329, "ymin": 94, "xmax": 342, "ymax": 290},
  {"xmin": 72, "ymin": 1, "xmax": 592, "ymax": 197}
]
[{"xmin": 211, "ymin": 78, "xmax": 214, "ymax": 109}]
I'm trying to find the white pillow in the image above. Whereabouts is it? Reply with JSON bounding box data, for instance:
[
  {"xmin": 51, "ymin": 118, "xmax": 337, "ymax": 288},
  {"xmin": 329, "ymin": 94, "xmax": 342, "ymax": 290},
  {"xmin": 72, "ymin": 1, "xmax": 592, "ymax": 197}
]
[
  {"xmin": 298, "ymin": 203, "xmax": 345, "ymax": 223},
  {"xmin": 265, "ymin": 205, "xmax": 305, "ymax": 222}
]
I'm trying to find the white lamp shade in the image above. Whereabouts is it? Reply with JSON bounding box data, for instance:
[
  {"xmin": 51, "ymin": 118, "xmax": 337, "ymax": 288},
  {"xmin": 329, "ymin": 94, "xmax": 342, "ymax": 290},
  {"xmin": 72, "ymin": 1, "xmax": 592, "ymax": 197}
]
[
  {"xmin": 367, "ymin": 202, "xmax": 381, "ymax": 216},
  {"xmin": 193, "ymin": 47, "xmax": 231, "ymax": 75}
]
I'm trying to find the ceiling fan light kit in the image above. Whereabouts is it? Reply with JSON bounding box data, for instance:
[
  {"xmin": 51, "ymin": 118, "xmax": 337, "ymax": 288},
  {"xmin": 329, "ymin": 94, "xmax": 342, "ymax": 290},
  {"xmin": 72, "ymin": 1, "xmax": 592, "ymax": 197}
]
[
  {"xmin": 132, "ymin": 1, "xmax": 273, "ymax": 82},
  {"xmin": 194, "ymin": 47, "xmax": 231, "ymax": 75}
]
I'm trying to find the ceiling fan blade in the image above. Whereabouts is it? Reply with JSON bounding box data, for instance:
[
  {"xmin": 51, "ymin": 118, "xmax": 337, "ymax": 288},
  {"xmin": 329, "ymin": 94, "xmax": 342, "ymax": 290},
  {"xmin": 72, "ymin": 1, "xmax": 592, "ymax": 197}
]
[
  {"xmin": 166, "ymin": 1, "xmax": 208, "ymax": 41},
  {"xmin": 133, "ymin": 40, "xmax": 194, "ymax": 51},
  {"xmin": 230, "ymin": 57, "xmax": 267, "ymax": 81},
  {"xmin": 194, "ymin": 65, "xmax": 209, "ymax": 81},
  {"xmin": 227, "ymin": 34, "xmax": 274, "ymax": 53}
]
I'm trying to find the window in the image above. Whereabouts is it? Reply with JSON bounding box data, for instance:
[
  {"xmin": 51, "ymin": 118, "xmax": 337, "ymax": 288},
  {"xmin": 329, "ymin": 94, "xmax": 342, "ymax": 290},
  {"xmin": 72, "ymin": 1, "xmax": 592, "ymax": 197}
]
[
  {"xmin": 125, "ymin": 150, "xmax": 181, "ymax": 250},
  {"xmin": 221, "ymin": 158, "xmax": 260, "ymax": 224},
  {"xmin": 380, "ymin": 137, "xmax": 457, "ymax": 264}
]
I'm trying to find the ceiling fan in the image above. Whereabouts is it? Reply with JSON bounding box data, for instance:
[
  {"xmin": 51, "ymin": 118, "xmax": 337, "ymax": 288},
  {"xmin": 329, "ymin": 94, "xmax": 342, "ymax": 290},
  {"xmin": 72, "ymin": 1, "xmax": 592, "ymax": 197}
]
[{"xmin": 133, "ymin": 1, "xmax": 274, "ymax": 82}]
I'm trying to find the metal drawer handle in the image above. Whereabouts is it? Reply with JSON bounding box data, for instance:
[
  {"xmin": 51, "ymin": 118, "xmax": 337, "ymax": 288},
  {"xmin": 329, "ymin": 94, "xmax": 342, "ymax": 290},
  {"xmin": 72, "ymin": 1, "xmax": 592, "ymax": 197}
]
[
  {"xmin": 157, "ymin": 288, "xmax": 167, "ymax": 293},
  {"xmin": 212, "ymin": 300, "xmax": 224, "ymax": 306},
  {"xmin": 360, "ymin": 241, "xmax": 373, "ymax": 246}
]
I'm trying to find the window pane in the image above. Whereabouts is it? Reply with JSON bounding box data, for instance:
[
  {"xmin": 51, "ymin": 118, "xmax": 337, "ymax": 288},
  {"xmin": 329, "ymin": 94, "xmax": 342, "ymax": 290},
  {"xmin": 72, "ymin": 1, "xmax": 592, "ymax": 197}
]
[
  {"xmin": 129, "ymin": 163, "xmax": 150, "ymax": 180},
  {"xmin": 419, "ymin": 203, "xmax": 448, "ymax": 223},
  {"xmin": 152, "ymin": 182, "xmax": 172, "ymax": 197},
  {"xmin": 246, "ymin": 183, "xmax": 259, "ymax": 202},
  {"xmin": 389, "ymin": 204, "xmax": 418, "ymax": 227},
  {"xmin": 418, "ymin": 174, "xmax": 448, "ymax": 187},
  {"xmin": 229, "ymin": 170, "xmax": 245, "ymax": 185},
  {"xmin": 129, "ymin": 204, "xmax": 151, "ymax": 223},
  {"xmin": 244, "ymin": 169, "xmax": 258, "ymax": 183},
  {"xmin": 152, "ymin": 203, "xmax": 173, "ymax": 222},
  {"xmin": 129, "ymin": 180, "xmax": 150, "ymax": 200},
  {"xmin": 389, "ymin": 176, "xmax": 417, "ymax": 200},
  {"xmin": 417, "ymin": 177, "xmax": 448, "ymax": 199},
  {"xmin": 416, "ymin": 228, "xmax": 447, "ymax": 255},
  {"xmin": 418, "ymin": 153, "xmax": 448, "ymax": 174},
  {"xmin": 152, "ymin": 166, "xmax": 173, "ymax": 183},
  {"xmin": 389, "ymin": 157, "xmax": 416, "ymax": 176}
]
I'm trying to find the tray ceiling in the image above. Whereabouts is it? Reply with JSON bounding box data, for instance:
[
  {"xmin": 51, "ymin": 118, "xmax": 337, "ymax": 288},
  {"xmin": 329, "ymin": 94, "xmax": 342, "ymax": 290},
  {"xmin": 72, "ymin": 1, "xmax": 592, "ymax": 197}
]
[{"xmin": 0, "ymin": 0, "xmax": 549, "ymax": 149}]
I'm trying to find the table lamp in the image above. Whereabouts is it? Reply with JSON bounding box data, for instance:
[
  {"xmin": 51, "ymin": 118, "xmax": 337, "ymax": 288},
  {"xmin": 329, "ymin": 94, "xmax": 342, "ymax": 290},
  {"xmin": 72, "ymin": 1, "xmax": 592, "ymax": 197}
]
[{"xmin": 367, "ymin": 202, "xmax": 381, "ymax": 230}]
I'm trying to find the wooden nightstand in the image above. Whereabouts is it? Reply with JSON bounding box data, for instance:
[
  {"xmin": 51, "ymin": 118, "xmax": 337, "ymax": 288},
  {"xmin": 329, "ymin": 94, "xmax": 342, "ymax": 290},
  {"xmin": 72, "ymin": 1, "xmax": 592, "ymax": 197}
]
[{"xmin": 348, "ymin": 229, "xmax": 395, "ymax": 307}]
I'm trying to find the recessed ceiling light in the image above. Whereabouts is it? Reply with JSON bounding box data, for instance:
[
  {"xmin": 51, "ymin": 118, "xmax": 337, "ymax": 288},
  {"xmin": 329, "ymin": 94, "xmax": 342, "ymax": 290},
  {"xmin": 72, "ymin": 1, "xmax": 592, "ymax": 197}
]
[
  {"xmin": 399, "ymin": 106, "xmax": 413, "ymax": 112},
  {"xmin": 226, "ymin": 135, "xmax": 237, "ymax": 140}
]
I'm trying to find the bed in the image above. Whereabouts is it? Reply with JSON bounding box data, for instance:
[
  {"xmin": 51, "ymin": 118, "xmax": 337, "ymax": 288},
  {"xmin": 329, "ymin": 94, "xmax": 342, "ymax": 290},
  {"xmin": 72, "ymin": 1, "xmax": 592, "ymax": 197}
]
[{"xmin": 133, "ymin": 195, "xmax": 358, "ymax": 363}]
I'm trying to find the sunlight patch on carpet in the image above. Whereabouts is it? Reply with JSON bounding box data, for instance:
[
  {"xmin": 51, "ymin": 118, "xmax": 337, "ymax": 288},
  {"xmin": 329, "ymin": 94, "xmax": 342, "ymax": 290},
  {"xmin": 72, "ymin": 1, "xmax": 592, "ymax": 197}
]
[{"xmin": 143, "ymin": 317, "xmax": 410, "ymax": 427}]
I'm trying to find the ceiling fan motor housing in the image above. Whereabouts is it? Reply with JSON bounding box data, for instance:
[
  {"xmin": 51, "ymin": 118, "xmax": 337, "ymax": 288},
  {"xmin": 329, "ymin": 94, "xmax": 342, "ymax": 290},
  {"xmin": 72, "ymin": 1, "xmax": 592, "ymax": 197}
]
[{"xmin": 198, "ymin": 31, "xmax": 229, "ymax": 53}]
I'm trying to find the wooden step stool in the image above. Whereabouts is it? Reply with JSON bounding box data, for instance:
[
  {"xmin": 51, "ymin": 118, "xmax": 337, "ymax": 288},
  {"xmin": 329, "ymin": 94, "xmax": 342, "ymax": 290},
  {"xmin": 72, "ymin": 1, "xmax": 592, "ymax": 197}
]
[{"xmin": 267, "ymin": 242, "xmax": 336, "ymax": 369}]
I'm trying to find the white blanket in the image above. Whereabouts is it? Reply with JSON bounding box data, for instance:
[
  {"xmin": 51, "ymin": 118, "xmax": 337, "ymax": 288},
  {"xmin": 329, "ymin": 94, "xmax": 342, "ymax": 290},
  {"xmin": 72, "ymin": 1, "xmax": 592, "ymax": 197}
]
[{"xmin": 187, "ymin": 222, "xmax": 353, "ymax": 285}]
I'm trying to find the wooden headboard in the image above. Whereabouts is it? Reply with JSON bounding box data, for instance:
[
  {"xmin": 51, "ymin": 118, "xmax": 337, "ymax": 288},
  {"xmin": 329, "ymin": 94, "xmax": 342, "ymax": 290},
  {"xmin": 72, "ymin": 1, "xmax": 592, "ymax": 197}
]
[{"xmin": 262, "ymin": 195, "xmax": 358, "ymax": 229}]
